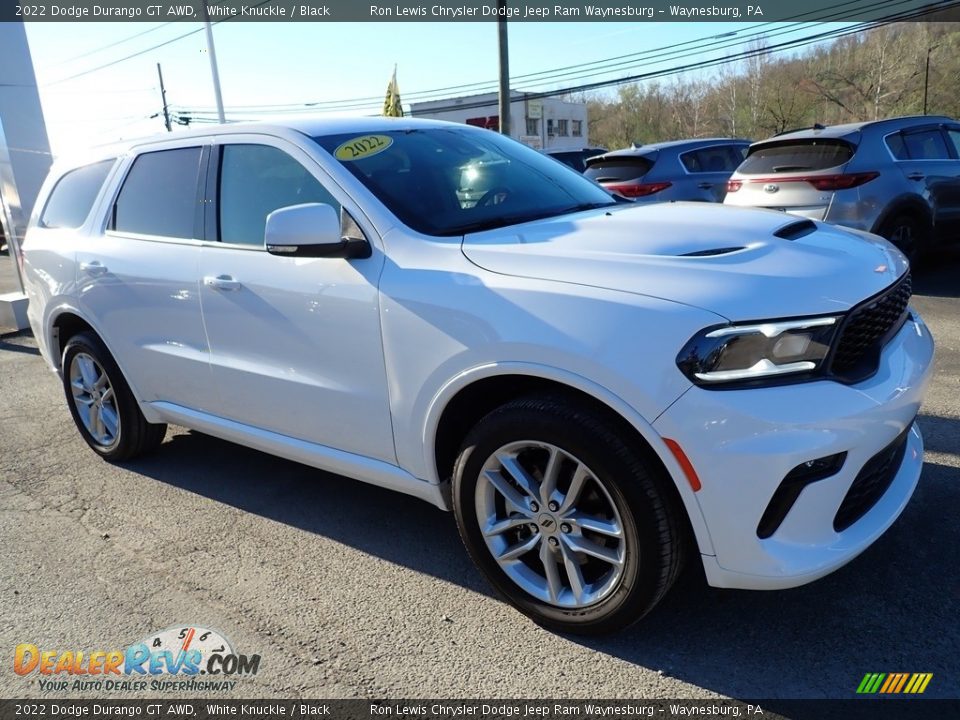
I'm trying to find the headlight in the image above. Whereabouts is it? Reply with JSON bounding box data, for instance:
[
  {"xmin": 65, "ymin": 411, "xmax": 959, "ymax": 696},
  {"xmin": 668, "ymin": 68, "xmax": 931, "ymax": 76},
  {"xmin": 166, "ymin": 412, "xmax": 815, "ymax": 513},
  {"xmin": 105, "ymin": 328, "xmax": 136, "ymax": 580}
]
[{"xmin": 677, "ymin": 317, "xmax": 840, "ymax": 386}]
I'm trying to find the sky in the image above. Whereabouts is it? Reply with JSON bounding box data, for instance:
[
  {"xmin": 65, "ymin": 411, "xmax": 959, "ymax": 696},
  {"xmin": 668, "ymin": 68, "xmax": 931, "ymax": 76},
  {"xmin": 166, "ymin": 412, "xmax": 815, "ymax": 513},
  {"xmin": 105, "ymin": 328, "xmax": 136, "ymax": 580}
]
[{"xmin": 23, "ymin": 20, "xmax": 853, "ymax": 155}]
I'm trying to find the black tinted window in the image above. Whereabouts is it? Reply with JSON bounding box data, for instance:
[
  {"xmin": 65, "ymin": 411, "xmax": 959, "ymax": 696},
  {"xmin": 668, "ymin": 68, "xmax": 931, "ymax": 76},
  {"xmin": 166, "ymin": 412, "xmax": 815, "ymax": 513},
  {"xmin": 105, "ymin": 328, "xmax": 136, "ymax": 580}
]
[
  {"xmin": 584, "ymin": 156, "xmax": 655, "ymax": 182},
  {"xmin": 885, "ymin": 134, "xmax": 909, "ymax": 160},
  {"xmin": 219, "ymin": 144, "xmax": 339, "ymax": 247},
  {"xmin": 680, "ymin": 146, "xmax": 743, "ymax": 173},
  {"xmin": 113, "ymin": 148, "xmax": 201, "ymax": 238},
  {"xmin": 902, "ymin": 130, "xmax": 950, "ymax": 160},
  {"xmin": 739, "ymin": 140, "xmax": 854, "ymax": 174},
  {"xmin": 41, "ymin": 160, "xmax": 114, "ymax": 229}
]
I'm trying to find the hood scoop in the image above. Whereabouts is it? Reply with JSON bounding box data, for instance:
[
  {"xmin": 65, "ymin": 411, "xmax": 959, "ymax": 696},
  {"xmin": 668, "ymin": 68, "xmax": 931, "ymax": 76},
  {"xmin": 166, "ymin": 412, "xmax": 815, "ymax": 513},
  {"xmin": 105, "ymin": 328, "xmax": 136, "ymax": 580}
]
[
  {"xmin": 680, "ymin": 246, "xmax": 746, "ymax": 257},
  {"xmin": 774, "ymin": 219, "xmax": 817, "ymax": 240}
]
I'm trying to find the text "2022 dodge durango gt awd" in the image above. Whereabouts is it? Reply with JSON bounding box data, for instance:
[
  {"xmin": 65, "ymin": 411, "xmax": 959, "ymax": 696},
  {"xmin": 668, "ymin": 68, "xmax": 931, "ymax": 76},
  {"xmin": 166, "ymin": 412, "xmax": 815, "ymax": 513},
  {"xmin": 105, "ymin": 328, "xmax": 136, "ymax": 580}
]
[{"xmin": 21, "ymin": 118, "xmax": 933, "ymax": 633}]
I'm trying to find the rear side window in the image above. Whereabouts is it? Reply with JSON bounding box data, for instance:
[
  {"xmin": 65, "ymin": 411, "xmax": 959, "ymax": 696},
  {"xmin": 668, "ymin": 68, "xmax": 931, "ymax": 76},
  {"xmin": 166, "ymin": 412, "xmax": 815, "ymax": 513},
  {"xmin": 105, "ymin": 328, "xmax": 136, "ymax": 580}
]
[
  {"xmin": 680, "ymin": 145, "xmax": 744, "ymax": 173},
  {"xmin": 738, "ymin": 140, "xmax": 854, "ymax": 174},
  {"xmin": 885, "ymin": 134, "xmax": 910, "ymax": 160},
  {"xmin": 947, "ymin": 129, "xmax": 960, "ymax": 157},
  {"xmin": 217, "ymin": 144, "xmax": 340, "ymax": 247},
  {"xmin": 902, "ymin": 130, "xmax": 950, "ymax": 160},
  {"xmin": 40, "ymin": 160, "xmax": 114, "ymax": 229},
  {"xmin": 112, "ymin": 147, "xmax": 202, "ymax": 238},
  {"xmin": 584, "ymin": 156, "xmax": 655, "ymax": 182}
]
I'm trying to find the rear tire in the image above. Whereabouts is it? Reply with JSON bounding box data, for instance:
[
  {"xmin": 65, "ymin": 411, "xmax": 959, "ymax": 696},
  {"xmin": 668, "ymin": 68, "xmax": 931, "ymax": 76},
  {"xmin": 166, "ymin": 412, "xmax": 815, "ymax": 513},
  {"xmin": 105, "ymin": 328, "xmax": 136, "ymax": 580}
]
[
  {"xmin": 61, "ymin": 331, "xmax": 167, "ymax": 461},
  {"xmin": 452, "ymin": 394, "xmax": 687, "ymax": 635},
  {"xmin": 878, "ymin": 212, "xmax": 929, "ymax": 264}
]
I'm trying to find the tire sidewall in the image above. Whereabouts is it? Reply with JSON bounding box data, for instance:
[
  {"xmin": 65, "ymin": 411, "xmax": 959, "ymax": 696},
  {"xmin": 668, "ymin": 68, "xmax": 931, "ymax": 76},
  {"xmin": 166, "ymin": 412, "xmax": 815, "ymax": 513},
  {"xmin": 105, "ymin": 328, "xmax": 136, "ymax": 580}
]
[
  {"xmin": 453, "ymin": 401, "xmax": 674, "ymax": 633},
  {"xmin": 61, "ymin": 332, "xmax": 132, "ymax": 460}
]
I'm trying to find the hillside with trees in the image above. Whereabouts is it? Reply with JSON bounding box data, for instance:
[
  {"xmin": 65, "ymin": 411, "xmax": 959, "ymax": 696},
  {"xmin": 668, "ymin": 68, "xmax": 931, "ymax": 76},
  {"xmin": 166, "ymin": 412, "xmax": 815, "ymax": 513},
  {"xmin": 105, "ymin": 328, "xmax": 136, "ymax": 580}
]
[{"xmin": 585, "ymin": 22, "xmax": 960, "ymax": 148}]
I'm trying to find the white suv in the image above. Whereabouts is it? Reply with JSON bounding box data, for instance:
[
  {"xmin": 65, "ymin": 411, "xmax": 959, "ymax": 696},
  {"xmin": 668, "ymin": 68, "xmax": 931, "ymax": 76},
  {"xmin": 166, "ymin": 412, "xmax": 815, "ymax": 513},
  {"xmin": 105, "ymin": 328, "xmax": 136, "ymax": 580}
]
[{"xmin": 22, "ymin": 118, "xmax": 934, "ymax": 633}]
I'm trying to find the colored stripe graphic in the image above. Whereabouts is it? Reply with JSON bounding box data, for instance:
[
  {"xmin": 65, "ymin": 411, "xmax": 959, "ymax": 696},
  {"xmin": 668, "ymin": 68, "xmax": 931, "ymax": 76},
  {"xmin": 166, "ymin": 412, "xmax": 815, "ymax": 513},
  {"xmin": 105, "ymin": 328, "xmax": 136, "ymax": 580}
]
[{"xmin": 857, "ymin": 672, "xmax": 932, "ymax": 694}]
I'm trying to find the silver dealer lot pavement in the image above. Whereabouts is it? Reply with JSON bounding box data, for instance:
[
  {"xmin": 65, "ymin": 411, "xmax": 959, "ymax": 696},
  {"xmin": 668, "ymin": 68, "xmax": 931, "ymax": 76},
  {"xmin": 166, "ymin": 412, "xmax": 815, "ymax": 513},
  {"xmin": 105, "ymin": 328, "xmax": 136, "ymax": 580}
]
[{"xmin": 0, "ymin": 252, "xmax": 958, "ymax": 700}]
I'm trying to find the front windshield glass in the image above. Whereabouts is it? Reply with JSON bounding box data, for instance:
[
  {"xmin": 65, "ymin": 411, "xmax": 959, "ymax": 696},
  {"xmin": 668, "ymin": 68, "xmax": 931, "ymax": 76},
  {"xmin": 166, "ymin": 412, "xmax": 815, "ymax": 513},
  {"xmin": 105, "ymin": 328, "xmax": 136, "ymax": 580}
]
[{"xmin": 313, "ymin": 127, "xmax": 616, "ymax": 236}]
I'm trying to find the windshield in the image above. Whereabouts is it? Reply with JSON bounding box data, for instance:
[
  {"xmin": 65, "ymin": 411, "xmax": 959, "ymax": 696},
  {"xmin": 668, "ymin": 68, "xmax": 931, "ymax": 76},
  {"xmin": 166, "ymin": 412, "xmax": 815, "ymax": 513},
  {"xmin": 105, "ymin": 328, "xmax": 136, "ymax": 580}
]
[{"xmin": 313, "ymin": 127, "xmax": 616, "ymax": 236}]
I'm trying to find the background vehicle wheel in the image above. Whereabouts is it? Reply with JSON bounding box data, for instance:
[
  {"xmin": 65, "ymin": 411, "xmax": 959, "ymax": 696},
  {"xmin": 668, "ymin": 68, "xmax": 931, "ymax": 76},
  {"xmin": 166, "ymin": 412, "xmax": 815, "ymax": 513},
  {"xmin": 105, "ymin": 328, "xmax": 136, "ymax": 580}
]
[
  {"xmin": 61, "ymin": 331, "xmax": 167, "ymax": 461},
  {"xmin": 878, "ymin": 213, "xmax": 928, "ymax": 263},
  {"xmin": 452, "ymin": 394, "xmax": 687, "ymax": 634}
]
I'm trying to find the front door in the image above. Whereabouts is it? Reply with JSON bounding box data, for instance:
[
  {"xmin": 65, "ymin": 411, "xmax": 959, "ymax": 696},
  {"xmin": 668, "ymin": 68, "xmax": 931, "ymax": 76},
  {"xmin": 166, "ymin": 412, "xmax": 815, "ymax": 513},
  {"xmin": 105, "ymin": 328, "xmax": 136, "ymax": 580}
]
[{"xmin": 198, "ymin": 137, "xmax": 395, "ymax": 463}]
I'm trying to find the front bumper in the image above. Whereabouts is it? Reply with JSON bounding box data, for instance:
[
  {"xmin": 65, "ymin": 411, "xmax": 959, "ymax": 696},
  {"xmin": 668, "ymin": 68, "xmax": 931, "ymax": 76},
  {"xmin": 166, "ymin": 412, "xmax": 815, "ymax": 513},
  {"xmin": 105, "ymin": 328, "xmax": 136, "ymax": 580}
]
[{"xmin": 653, "ymin": 310, "xmax": 934, "ymax": 590}]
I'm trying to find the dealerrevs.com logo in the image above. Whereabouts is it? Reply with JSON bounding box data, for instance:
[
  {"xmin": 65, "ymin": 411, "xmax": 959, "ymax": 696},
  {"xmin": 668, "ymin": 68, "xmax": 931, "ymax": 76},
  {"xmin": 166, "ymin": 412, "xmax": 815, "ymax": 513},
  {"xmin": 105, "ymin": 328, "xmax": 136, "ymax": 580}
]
[{"xmin": 13, "ymin": 625, "xmax": 261, "ymax": 693}]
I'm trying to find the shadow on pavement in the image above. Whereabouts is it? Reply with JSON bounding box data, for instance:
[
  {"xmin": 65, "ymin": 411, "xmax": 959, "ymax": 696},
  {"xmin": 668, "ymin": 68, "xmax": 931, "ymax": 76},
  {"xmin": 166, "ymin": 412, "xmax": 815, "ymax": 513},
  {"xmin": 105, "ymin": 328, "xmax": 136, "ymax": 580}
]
[
  {"xmin": 914, "ymin": 246, "xmax": 960, "ymax": 299},
  {"xmin": 127, "ymin": 415, "xmax": 959, "ymax": 699}
]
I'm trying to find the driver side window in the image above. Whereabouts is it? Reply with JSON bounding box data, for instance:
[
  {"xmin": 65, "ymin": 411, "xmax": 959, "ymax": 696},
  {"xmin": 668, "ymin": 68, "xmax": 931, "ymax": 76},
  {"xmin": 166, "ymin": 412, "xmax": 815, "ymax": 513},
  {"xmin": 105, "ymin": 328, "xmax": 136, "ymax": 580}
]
[{"xmin": 217, "ymin": 144, "xmax": 341, "ymax": 246}]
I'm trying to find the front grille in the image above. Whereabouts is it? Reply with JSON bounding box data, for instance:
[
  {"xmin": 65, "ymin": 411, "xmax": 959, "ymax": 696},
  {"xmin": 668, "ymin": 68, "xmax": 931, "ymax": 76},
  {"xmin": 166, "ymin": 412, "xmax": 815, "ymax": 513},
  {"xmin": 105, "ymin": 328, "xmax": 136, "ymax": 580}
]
[
  {"xmin": 833, "ymin": 423, "xmax": 912, "ymax": 532},
  {"xmin": 829, "ymin": 273, "xmax": 912, "ymax": 381}
]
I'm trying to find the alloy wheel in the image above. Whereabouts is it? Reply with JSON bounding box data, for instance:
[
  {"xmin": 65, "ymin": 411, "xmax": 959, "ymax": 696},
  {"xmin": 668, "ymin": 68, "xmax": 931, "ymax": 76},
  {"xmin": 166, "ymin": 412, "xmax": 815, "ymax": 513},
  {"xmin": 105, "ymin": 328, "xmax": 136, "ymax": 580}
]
[
  {"xmin": 69, "ymin": 352, "xmax": 121, "ymax": 450},
  {"xmin": 475, "ymin": 441, "xmax": 626, "ymax": 609}
]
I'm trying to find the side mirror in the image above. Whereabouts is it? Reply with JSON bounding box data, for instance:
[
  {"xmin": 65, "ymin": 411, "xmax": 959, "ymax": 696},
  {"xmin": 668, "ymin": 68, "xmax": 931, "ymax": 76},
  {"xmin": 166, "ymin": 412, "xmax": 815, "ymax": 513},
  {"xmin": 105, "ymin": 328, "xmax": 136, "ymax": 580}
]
[{"xmin": 265, "ymin": 203, "xmax": 371, "ymax": 259}]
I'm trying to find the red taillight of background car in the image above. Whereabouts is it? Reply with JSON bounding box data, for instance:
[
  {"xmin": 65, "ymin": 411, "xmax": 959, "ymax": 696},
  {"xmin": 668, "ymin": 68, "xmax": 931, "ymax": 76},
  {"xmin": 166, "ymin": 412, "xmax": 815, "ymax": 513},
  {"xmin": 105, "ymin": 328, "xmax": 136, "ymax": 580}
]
[
  {"xmin": 606, "ymin": 181, "xmax": 672, "ymax": 198},
  {"xmin": 745, "ymin": 172, "xmax": 880, "ymax": 192},
  {"xmin": 803, "ymin": 172, "xmax": 880, "ymax": 191},
  {"xmin": 726, "ymin": 180, "xmax": 743, "ymax": 193}
]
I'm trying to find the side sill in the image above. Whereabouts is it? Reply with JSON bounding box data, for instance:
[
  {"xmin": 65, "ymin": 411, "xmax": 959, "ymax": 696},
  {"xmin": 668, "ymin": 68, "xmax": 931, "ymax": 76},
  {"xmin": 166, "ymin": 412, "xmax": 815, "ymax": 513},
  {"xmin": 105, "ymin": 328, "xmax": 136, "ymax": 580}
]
[{"xmin": 148, "ymin": 401, "xmax": 450, "ymax": 511}]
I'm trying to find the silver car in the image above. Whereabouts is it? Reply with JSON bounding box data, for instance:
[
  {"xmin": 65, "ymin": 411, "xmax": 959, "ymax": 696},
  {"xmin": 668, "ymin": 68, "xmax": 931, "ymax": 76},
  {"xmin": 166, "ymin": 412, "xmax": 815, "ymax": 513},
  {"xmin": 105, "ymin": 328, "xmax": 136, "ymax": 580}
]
[
  {"xmin": 584, "ymin": 138, "xmax": 751, "ymax": 203},
  {"xmin": 725, "ymin": 116, "xmax": 960, "ymax": 260}
]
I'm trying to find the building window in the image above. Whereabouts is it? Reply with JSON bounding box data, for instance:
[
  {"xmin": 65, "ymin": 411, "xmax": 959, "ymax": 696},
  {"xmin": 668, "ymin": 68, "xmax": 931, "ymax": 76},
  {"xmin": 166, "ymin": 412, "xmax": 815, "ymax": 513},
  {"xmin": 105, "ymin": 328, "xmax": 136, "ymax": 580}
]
[
  {"xmin": 526, "ymin": 118, "xmax": 539, "ymax": 136},
  {"xmin": 572, "ymin": 120, "xmax": 583, "ymax": 137},
  {"xmin": 557, "ymin": 119, "xmax": 569, "ymax": 136},
  {"xmin": 547, "ymin": 119, "xmax": 555, "ymax": 136}
]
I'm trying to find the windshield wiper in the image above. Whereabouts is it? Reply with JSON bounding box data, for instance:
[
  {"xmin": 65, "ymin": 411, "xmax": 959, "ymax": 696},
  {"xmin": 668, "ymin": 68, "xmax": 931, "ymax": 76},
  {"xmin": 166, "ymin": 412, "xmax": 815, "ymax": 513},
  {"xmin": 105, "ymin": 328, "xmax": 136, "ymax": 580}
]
[{"xmin": 448, "ymin": 204, "xmax": 614, "ymax": 236}]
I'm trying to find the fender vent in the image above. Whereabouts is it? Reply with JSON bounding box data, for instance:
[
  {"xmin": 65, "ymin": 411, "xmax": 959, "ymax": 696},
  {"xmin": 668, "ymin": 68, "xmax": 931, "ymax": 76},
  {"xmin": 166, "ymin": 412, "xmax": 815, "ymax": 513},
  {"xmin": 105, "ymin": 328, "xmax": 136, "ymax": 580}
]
[
  {"xmin": 774, "ymin": 219, "xmax": 817, "ymax": 240},
  {"xmin": 680, "ymin": 246, "xmax": 745, "ymax": 257}
]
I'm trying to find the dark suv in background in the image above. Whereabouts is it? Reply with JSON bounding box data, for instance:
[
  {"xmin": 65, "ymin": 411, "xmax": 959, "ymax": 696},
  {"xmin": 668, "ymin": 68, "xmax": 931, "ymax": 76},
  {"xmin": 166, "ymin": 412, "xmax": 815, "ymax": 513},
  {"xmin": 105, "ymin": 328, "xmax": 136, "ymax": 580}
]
[
  {"xmin": 545, "ymin": 147, "xmax": 608, "ymax": 173},
  {"xmin": 725, "ymin": 116, "xmax": 960, "ymax": 260},
  {"xmin": 584, "ymin": 138, "xmax": 751, "ymax": 202}
]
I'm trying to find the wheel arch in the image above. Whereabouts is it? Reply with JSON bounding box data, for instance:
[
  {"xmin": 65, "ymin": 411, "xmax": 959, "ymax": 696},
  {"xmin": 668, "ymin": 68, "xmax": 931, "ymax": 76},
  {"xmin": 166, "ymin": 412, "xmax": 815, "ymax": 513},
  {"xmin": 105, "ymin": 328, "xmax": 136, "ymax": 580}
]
[
  {"xmin": 425, "ymin": 364, "xmax": 714, "ymax": 556},
  {"xmin": 46, "ymin": 307, "xmax": 160, "ymax": 423},
  {"xmin": 869, "ymin": 194, "xmax": 933, "ymax": 236}
]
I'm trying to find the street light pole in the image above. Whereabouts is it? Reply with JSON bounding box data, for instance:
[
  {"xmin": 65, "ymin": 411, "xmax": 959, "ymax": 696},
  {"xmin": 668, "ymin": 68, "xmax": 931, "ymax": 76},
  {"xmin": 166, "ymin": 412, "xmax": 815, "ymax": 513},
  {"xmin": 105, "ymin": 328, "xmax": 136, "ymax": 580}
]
[{"xmin": 201, "ymin": 7, "xmax": 226, "ymax": 123}]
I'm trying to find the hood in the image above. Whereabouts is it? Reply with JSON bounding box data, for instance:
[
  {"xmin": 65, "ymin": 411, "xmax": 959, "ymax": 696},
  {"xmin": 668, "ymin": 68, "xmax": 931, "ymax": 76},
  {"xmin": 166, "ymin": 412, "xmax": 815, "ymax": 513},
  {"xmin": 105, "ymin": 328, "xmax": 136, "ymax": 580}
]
[{"xmin": 461, "ymin": 203, "xmax": 908, "ymax": 321}]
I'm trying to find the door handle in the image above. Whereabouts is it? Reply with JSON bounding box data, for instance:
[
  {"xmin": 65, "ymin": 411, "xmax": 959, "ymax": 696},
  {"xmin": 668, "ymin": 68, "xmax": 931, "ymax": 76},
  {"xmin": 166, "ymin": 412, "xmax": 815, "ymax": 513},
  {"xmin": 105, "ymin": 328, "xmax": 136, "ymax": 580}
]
[
  {"xmin": 907, "ymin": 173, "xmax": 925, "ymax": 181},
  {"xmin": 697, "ymin": 182, "xmax": 714, "ymax": 189},
  {"xmin": 204, "ymin": 274, "xmax": 242, "ymax": 292},
  {"xmin": 79, "ymin": 261, "xmax": 108, "ymax": 277}
]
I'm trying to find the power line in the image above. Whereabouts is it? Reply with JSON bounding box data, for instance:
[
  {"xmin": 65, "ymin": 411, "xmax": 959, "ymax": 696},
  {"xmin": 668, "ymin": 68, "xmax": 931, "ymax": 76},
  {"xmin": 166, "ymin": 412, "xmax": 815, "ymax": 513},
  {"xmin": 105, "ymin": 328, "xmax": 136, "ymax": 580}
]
[
  {"xmin": 41, "ymin": 23, "xmax": 175, "ymax": 69},
  {"xmin": 177, "ymin": 1, "xmax": 958, "ymax": 122},
  {"xmin": 169, "ymin": 0, "xmax": 911, "ymax": 113},
  {"xmin": 42, "ymin": 0, "xmax": 274, "ymax": 86}
]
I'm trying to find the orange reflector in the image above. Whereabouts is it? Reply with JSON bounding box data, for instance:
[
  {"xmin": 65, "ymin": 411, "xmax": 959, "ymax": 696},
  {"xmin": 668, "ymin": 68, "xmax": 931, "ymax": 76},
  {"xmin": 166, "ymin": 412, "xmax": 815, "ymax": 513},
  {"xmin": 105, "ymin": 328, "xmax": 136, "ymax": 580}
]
[{"xmin": 664, "ymin": 438, "xmax": 702, "ymax": 492}]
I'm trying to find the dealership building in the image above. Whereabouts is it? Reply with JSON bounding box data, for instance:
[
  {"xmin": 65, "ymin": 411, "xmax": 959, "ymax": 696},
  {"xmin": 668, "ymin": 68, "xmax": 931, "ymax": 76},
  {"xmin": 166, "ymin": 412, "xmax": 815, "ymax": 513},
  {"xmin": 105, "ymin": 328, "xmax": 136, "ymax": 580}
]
[{"xmin": 410, "ymin": 91, "xmax": 589, "ymax": 151}]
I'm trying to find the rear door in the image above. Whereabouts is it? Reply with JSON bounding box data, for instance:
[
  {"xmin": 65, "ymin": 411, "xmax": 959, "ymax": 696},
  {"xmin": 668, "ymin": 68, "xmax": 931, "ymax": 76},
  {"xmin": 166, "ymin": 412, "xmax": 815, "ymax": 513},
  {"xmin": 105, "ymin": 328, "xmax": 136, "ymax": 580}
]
[
  {"xmin": 678, "ymin": 144, "xmax": 747, "ymax": 202},
  {"xmin": 197, "ymin": 135, "xmax": 395, "ymax": 463},
  {"xmin": 890, "ymin": 125, "xmax": 960, "ymax": 241},
  {"xmin": 725, "ymin": 138, "xmax": 857, "ymax": 219},
  {"xmin": 75, "ymin": 142, "xmax": 217, "ymax": 411}
]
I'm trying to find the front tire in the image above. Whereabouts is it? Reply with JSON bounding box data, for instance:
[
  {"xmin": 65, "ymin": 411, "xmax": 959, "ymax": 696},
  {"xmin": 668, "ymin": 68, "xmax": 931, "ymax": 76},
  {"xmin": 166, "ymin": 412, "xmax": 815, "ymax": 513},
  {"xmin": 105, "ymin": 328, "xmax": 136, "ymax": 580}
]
[
  {"xmin": 61, "ymin": 331, "xmax": 166, "ymax": 461},
  {"xmin": 452, "ymin": 394, "xmax": 687, "ymax": 634}
]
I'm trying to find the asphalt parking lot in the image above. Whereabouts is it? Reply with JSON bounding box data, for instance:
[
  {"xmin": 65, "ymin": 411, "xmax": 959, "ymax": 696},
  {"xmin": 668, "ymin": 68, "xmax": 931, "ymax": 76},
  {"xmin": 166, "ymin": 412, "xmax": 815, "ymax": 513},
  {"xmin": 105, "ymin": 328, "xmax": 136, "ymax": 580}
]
[{"xmin": 0, "ymin": 249, "xmax": 958, "ymax": 703}]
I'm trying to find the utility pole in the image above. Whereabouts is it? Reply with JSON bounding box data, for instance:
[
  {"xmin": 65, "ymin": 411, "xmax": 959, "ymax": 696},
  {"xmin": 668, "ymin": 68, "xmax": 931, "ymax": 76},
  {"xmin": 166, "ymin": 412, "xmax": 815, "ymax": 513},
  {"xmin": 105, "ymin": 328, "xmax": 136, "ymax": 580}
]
[
  {"xmin": 922, "ymin": 44, "xmax": 939, "ymax": 115},
  {"xmin": 201, "ymin": 5, "xmax": 226, "ymax": 123},
  {"xmin": 496, "ymin": 0, "xmax": 511, "ymax": 137},
  {"xmin": 157, "ymin": 63, "xmax": 171, "ymax": 132}
]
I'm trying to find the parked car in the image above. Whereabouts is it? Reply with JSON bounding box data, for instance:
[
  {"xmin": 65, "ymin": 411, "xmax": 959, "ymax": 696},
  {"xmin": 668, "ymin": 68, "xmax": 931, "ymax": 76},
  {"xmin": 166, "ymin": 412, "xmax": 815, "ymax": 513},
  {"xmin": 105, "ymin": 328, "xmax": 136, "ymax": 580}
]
[
  {"xmin": 544, "ymin": 147, "xmax": 608, "ymax": 173},
  {"xmin": 584, "ymin": 138, "xmax": 751, "ymax": 202},
  {"xmin": 724, "ymin": 116, "xmax": 960, "ymax": 260},
  {"xmin": 22, "ymin": 118, "xmax": 933, "ymax": 634}
]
